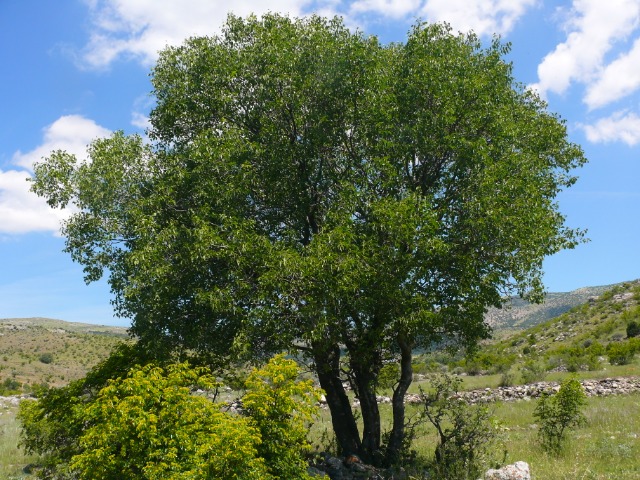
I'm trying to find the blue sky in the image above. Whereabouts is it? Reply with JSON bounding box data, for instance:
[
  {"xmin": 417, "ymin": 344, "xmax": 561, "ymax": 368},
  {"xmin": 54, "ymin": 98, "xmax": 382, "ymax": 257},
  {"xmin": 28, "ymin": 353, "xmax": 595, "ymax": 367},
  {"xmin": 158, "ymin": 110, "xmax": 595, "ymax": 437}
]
[{"xmin": 1, "ymin": 0, "xmax": 640, "ymax": 326}]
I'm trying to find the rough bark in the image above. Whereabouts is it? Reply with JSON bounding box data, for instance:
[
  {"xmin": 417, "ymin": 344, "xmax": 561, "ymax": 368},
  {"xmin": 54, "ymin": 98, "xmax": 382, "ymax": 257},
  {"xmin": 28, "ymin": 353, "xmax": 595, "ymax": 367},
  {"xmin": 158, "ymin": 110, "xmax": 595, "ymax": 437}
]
[
  {"xmin": 351, "ymin": 365, "xmax": 382, "ymax": 464},
  {"xmin": 312, "ymin": 343, "xmax": 362, "ymax": 456},
  {"xmin": 386, "ymin": 335, "xmax": 414, "ymax": 463}
]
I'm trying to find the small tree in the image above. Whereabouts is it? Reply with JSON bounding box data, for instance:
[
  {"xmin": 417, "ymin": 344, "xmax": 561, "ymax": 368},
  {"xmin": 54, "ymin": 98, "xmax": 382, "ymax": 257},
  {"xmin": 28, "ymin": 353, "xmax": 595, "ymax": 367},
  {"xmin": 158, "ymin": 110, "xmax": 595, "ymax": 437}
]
[
  {"xmin": 533, "ymin": 377, "xmax": 586, "ymax": 454},
  {"xmin": 420, "ymin": 374, "xmax": 502, "ymax": 479}
]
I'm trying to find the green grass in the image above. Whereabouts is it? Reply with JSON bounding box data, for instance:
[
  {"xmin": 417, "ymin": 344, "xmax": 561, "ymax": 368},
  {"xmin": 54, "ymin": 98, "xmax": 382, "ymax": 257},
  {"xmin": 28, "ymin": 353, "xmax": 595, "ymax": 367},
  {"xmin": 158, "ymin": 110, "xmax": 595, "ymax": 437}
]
[
  {"xmin": 0, "ymin": 403, "xmax": 37, "ymax": 479},
  {"xmin": 308, "ymin": 389, "xmax": 640, "ymax": 479}
]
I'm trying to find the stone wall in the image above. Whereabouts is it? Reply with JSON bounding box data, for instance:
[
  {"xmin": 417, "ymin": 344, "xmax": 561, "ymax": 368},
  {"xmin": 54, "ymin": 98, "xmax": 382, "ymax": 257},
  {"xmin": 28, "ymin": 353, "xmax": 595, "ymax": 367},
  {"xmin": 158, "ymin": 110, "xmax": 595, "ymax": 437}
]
[{"xmin": 404, "ymin": 376, "xmax": 640, "ymax": 405}]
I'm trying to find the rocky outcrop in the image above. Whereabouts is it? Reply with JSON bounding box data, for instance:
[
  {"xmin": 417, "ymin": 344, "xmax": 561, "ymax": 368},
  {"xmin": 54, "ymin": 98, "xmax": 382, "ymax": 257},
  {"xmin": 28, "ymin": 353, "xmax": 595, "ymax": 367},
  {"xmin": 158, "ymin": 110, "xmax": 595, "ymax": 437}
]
[{"xmin": 484, "ymin": 461, "xmax": 530, "ymax": 480}]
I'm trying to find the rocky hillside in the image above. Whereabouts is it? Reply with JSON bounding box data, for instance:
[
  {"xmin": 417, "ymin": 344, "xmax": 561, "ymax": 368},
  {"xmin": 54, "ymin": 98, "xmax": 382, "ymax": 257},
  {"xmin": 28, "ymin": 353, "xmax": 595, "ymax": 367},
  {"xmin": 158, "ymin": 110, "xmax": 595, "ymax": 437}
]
[
  {"xmin": 0, "ymin": 317, "xmax": 128, "ymax": 391},
  {"xmin": 485, "ymin": 283, "xmax": 617, "ymax": 332}
]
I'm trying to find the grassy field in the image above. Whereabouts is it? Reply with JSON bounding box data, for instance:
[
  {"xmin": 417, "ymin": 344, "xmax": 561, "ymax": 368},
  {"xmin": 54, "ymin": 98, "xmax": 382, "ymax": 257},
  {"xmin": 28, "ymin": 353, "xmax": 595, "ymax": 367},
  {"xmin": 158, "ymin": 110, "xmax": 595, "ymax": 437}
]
[
  {"xmin": 0, "ymin": 401, "xmax": 37, "ymax": 479},
  {"xmin": 307, "ymin": 389, "xmax": 640, "ymax": 479}
]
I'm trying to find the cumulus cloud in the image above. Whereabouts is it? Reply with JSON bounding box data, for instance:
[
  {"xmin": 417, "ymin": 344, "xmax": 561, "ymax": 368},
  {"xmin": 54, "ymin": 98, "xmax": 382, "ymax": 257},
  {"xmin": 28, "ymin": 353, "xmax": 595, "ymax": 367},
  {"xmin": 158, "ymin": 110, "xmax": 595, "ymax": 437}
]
[
  {"xmin": 78, "ymin": 0, "xmax": 540, "ymax": 69},
  {"xmin": 419, "ymin": 0, "xmax": 537, "ymax": 36},
  {"xmin": 585, "ymin": 36, "xmax": 640, "ymax": 109},
  {"xmin": 0, "ymin": 170, "xmax": 69, "ymax": 234},
  {"xmin": 12, "ymin": 115, "xmax": 111, "ymax": 170},
  {"xmin": 582, "ymin": 111, "xmax": 640, "ymax": 145},
  {"xmin": 80, "ymin": 0, "xmax": 313, "ymax": 68},
  {"xmin": 0, "ymin": 115, "xmax": 111, "ymax": 235},
  {"xmin": 531, "ymin": 0, "xmax": 640, "ymax": 102}
]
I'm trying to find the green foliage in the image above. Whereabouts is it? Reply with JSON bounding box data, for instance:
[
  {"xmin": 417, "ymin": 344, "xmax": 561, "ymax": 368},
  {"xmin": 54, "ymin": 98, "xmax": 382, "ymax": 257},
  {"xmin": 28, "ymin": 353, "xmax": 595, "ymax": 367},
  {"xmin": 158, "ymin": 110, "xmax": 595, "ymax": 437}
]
[
  {"xmin": 534, "ymin": 377, "xmax": 587, "ymax": 454},
  {"xmin": 243, "ymin": 354, "xmax": 323, "ymax": 479},
  {"xmin": 607, "ymin": 339, "xmax": 640, "ymax": 365},
  {"xmin": 69, "ymin": 363, "xmax": 270, "ymax": 480},
  {"xmin": 19, "ymin": 344, "xmax": 163, "ymax": 477},
  {"xmin": 20, "ymin": 352, "xmax": 320, "ymax": 479},
  {"xmin": 376, "ymin": 363, "xmax": 401, "ymax": 392},
  {"xmin": 30, "ymin": 13, "xmax": 586, "ymax": 458},
  {"xmin": 462, "ymin": 352, "xmax": 516, "ymax": 375},
  {"xmin": 626, "ymin": 320, "xmax": 640, "ymax": 338},
  {"xmin": 420, "ymin": 374, "xmax": 502, "ymax": 479},
  {"xmin": 0, "ymin": 377, "xmax": 22, "ymax": 395},
  {"xmin": 38, "ymin": 353, "xmax": 53, "ymax": 364}
]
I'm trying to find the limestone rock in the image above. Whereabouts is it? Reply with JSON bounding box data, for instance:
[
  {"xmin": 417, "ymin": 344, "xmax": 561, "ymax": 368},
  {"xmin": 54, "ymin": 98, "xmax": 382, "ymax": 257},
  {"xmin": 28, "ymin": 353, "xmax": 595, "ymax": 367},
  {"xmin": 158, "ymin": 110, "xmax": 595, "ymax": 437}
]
[{"xmin": 484, "ymin": 461, "xmax": 530, "ymax": 480}]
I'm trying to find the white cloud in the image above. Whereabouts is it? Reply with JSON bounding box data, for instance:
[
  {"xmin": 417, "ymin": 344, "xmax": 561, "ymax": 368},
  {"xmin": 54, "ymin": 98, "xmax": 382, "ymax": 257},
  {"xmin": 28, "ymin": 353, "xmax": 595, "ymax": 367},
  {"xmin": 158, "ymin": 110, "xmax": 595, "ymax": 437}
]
[
  {"xmin": 80, "ymin": 0, "xmax": 313, "ymax": 69},
  {"xmin": 0, "ymin": 170, "xmax": 69, "ymax": 234},
  {"xmin": 419, "ymin": 0, "xmax": 537, "ymax": 37},
  {"xmin": 532, "ymin": 0, "xmax": 640, "ymax": 101},
  {"xmin": 79, "ymin": 0, "xmax": 540, "ymax": 69},
  {"xmin": 131, "ymin": 111, "xmax": 150, "ymax": 131},
  {"xmin": 12, "ymin": 115, "xmax": 111, "ymax": 170},
  {"xmin": 582, "ymin": 111, "xmax": 640, "ymax": 145},
  {"xmin": 0, "ymin": 115, "xmax": 111, "ymax": 235},
  {"xmin": 585, "ymin": 36, "xmax": 640, "ymax": 109}
]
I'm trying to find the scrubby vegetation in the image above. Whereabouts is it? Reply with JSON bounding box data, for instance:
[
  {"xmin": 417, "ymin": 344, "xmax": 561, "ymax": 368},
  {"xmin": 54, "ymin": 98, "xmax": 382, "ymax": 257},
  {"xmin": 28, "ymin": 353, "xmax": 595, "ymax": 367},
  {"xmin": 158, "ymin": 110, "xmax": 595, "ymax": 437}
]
[
  {"xmin": 5, "ymin": 280, "xmax": 640, "ymax": 478},
  {"xmin": 19, "ymin": 352, "xmax": 321, "ymax": 479},
  {"xmin": 0, "ymin": 317, "xmax": 126, "ymax": 393}
]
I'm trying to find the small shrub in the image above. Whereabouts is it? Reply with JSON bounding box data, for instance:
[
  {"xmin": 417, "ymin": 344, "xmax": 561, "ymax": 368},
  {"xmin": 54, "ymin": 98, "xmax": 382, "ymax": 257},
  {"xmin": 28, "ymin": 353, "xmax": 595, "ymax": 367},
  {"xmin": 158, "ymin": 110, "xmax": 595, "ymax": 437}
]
[
  {"xmin": 533, "ymin": 377, "xmax": 586, "ymax": 454},
  {"xmin": 610, "ymin": 332, "xmax": 625, "ymax": 342},
  {"xmin": 498, "ymin": 372, "xmax": 515, "ymax": 388},
  {"xmin": 607, "ymin": 340, "xmax": 640, "ymax": 365},
  {"xmin": 69, "ymin": 363, "xmax": 271, "ymax": 479},
  {"xmin": 420, "ymin": 374, "xmax": 503, "ymax": 479},
  {"xmin": 0, "ymin": 377, "xmax": 22, "ymax": 395},
  {"xmin": 38, "ymin": 353, "xmax": 54, "ymax": 364},
  {"xmin": 520, "ymin": 360, "xmax": 547, "ymax": 384},
  {"xmin": 243, "ymin": 354, "xmax": 323, "ymax": 480},
  {"xmin": 627, "ymin": 320, "xmax": 640, "ymax": 338}
]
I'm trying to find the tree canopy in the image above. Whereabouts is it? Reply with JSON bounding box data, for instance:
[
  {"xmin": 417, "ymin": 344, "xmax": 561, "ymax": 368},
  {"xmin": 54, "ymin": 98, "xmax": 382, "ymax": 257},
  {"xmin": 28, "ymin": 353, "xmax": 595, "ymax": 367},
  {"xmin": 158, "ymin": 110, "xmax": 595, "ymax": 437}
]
[{"xmin": 31, "ymin": 13, "xmax": 586, "ymax": 463}]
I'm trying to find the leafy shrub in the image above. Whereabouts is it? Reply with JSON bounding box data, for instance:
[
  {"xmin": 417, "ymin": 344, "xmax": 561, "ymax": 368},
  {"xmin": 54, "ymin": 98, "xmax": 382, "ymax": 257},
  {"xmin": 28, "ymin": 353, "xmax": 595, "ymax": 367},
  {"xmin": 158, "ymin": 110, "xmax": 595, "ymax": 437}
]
[
  {"xmin": 627, "ymin": 320, "xmax": 640, "ymax": 338},
  {"xmin": 69, "ymin": 363, "xmax": 271, "ymax": 480},
  {"xmin": 533, "ymin": 377, "xmax": 586, "ymax": 454},
  {"xmin": 20, "ymin": 349, "xmax": 321, "ymax": 480},
  {"xmin": 421, "ymin": 374, "xmax": 502, "ymax": 479},
  {"xmin": 0, "ymin": 377, "xmax": 22, "ymax": 395},
  {"xmin": 38, "ymin": 353, "xmax": 53, "ymax": 364},
  {"xmin": 498, "ymin": 371, "xmax": 515, "ymax": 387},
  {"xmin": 607, "ymin": 339, "xmax": 640, "ymax": 365},
  {"xmin": 376, "ymin": 362, "xmax": 400, "ymax": 391},
  {"xmin": 462, "ymin": 352, "xmax": 515, "ymax": 375},
  {"xmin": 520, "ymin": 360, "xmax": 547, "ymax": 384},
  {"xmin": 243, "ymin": 354, "xmax": 323, "ymax": 480}
]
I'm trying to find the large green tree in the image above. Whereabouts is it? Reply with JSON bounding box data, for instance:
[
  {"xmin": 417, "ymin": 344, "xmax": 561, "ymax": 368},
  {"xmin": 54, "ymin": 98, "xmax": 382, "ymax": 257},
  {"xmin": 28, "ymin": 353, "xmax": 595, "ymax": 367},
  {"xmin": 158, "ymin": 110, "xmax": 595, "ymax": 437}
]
[{"xmin": 31, "ymin": 14, "xmax": 586, "ymax": 463}]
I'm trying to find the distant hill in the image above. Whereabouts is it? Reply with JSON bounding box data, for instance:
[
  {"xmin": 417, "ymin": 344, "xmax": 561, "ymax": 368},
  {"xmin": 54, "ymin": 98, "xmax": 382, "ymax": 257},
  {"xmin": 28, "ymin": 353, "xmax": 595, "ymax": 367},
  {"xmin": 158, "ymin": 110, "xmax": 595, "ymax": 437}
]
[
  {"xmin": 0, "ymin": 317, "xmax": 129, "ymax": 390},
  {"xmin": 471, "ymin": 280, "xmax": 640, "ymax": 375},
  {"xmin": 484, "ymin": 283, "xmax": 620, "ymax": 332}
]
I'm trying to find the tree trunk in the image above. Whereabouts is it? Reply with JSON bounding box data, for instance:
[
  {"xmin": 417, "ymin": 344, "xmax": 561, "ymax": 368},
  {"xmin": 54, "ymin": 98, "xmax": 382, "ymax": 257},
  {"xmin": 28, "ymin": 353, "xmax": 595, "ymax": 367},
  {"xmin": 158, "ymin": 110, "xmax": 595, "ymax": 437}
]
[
  {"xmin": 351, "ymin": 365, "xmax": 382, "ymax": 464},
  {"xmin": 386, "ymin": 335, "xmax": 414, "ymax": 464},
  {"xmin": 312, "ymin": 342, "xmax": 362, "ymax": 456}
]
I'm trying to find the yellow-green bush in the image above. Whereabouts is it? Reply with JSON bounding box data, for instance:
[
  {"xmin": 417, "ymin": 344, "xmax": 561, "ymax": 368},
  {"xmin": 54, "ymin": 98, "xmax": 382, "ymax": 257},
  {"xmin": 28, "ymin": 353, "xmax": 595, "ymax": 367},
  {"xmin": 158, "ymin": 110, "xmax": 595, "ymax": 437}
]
[{"xmin": 20, "ymin": 352, "xmax": 323, "ymax": 479}]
